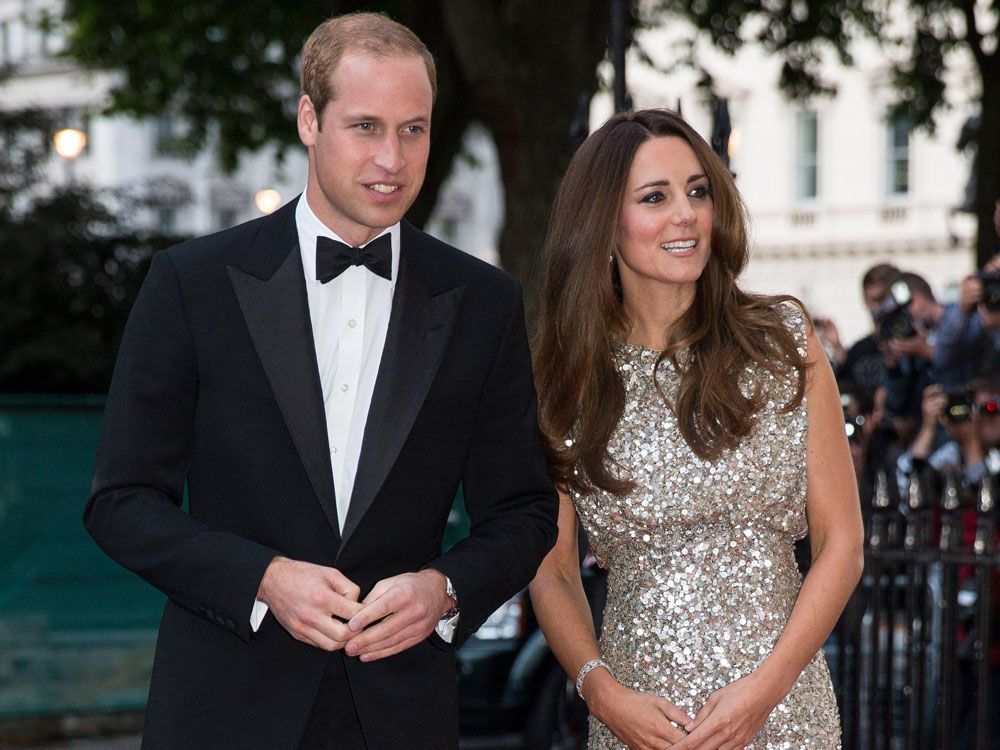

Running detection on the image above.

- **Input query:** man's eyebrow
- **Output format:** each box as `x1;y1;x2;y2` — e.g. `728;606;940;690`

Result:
340;114;431;125
342;113;383;122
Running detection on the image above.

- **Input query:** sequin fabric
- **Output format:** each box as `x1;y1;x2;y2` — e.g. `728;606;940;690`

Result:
572;306;841;748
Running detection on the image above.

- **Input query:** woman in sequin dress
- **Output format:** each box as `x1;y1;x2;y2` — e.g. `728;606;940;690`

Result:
528;109;864;750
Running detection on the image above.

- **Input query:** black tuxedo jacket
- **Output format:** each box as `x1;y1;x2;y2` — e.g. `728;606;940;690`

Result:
84;197;558;749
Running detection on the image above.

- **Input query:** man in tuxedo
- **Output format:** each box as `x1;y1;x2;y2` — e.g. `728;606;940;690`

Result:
84;12;558;750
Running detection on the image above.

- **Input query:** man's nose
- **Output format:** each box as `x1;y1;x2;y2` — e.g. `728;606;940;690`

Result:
373;133;404;173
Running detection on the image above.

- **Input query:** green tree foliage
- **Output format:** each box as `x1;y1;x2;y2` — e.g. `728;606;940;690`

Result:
0;102;184;393
645;0;1000;266
61;0;611;309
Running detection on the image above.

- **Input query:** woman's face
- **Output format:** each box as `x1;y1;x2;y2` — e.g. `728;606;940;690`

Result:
617;135;714;306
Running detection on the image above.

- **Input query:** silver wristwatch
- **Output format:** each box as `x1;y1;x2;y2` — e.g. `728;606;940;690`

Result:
442;576;460;619
435;575;460;642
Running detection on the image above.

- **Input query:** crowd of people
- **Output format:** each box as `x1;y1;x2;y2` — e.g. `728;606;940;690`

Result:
815;211;1000;510
811;203;1000;746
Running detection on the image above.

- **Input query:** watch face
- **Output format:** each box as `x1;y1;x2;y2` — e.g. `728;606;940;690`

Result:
443;576;459;617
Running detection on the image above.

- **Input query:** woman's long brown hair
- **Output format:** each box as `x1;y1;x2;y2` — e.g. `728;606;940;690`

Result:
534;109;809;496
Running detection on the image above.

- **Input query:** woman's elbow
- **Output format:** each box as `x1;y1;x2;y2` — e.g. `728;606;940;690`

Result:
845;531;865;587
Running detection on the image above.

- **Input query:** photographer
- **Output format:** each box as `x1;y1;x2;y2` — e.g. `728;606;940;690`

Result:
948;372;1000;750
896;377;1000;499
933;207;1000;387
879;272;943;425
839;263;901;398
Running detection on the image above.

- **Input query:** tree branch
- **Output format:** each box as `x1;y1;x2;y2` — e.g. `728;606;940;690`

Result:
960;0;986;69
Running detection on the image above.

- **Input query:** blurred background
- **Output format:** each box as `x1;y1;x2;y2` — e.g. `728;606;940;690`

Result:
1;1;999;748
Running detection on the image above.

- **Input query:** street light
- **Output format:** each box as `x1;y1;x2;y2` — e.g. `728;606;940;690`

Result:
53;127;87;183
728;127;742;161
53;127;87;159
255;188;282;214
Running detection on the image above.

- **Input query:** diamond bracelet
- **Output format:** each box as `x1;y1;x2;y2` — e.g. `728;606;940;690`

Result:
575;658;610;699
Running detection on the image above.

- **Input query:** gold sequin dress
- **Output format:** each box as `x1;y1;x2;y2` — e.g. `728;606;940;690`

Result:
572;308;841;749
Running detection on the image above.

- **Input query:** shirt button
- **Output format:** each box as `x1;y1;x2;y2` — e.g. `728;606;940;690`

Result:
340;383;349;392
348;319;357;328
331;447;338;455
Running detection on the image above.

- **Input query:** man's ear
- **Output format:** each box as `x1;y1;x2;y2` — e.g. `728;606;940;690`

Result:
298;95;319;147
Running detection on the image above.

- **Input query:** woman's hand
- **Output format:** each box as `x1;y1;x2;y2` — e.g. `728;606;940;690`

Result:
670;672;782;750
586;670;693;749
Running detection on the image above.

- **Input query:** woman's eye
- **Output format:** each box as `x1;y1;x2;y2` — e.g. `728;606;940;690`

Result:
640;191;664;204
689;184;711;199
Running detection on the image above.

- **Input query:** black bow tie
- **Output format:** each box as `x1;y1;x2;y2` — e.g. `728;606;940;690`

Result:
316;233;392;283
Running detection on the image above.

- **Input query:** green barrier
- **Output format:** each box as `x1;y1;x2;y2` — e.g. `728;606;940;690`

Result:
0;396;469;719
0;396;162;718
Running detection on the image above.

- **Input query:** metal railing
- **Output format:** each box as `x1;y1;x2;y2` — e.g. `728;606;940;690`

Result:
833;468;999;750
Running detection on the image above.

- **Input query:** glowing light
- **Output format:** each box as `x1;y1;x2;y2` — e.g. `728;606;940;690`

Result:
53;128;87;159
727;128;741;160
255;189;282;214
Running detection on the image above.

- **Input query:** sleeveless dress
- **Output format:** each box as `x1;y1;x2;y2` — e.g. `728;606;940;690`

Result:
572;307;841;749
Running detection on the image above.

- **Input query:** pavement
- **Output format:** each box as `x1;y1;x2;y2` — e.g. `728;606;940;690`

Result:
25;739;141;749
21;737;522;749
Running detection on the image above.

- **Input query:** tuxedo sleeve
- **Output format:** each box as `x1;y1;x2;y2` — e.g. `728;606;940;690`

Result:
426;280;558;647
84;251;279;642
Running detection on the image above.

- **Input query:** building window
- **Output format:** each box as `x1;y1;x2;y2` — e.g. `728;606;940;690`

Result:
886;114;910;196
158;208;177;233
0;21;10;64
795;110;818;201
80;111;92;155
155;114;177;155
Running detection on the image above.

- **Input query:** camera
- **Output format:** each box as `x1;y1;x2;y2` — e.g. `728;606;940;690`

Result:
876;280;917;341
978;271;1000;312
944;389;974;423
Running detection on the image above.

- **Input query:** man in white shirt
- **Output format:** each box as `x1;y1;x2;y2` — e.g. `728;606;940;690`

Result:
84;12;558;750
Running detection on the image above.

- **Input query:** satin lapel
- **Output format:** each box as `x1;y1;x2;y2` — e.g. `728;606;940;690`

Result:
227;246;341;544
339;238;464;550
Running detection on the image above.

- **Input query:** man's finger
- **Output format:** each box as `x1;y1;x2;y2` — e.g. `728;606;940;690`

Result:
349;620;424;656
348;591;398;632
329;593;365;621
345;612;417;654
298;627;345;653
326;569;361;601
360;578;396;606
326;619;355;642
357;634;424;663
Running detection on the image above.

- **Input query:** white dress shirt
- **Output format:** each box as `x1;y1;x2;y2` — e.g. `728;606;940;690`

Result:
251;194;398;631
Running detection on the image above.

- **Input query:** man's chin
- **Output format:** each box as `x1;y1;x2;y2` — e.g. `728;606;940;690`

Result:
359;204;413;231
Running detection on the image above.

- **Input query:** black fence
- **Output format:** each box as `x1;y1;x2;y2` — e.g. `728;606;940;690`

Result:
832;469;999;750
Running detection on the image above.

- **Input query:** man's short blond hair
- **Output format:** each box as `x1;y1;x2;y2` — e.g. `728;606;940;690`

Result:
300;12;437;122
